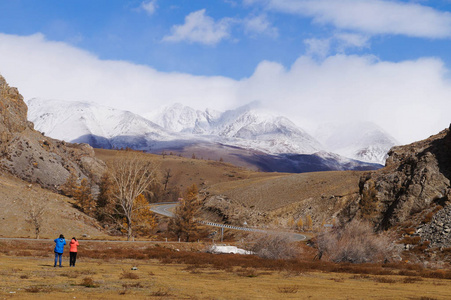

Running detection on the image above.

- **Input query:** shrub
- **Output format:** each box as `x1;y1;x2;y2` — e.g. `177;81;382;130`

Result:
277;285;299;294
80;277;96;288
242;232;301;260
399;236;421;245
25;286;51;293
120;271;139;280
373;276;396;284
151;288;171;297
317;219;398;263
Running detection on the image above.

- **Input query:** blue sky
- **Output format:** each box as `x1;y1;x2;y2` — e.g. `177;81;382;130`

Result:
1;0;451;143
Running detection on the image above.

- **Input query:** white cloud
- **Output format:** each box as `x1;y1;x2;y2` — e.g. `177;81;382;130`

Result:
1;33;450;144
304;33;369;57
163;9;232;45
141;0;158;15
304;38;331;58
334;33;369;51
253;0;451;38
243;14;278;37
239;54;451;143
0;33;237;113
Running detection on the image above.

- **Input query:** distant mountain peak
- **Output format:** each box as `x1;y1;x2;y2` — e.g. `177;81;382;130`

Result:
316;121;398;164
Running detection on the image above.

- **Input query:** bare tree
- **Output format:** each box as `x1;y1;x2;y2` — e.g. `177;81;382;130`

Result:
108;154;158;240
25;197;47;239
162;168;172;191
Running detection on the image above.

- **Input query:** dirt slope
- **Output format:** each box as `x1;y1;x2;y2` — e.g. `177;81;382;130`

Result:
0;171;106;239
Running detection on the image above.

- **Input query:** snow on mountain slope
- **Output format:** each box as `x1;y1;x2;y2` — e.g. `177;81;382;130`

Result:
315;122;398;165
149;102;323;154
27;98;174;149
146;103;221;134
27;99;388;170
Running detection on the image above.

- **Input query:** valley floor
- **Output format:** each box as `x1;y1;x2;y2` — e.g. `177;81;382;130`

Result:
0;251;450;299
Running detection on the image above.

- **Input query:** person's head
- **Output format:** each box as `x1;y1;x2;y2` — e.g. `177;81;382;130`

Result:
59;234;64;239
72;237;76;241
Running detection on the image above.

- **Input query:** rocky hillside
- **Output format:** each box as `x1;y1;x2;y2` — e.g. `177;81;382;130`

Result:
0;75;105;190
348;126;451;240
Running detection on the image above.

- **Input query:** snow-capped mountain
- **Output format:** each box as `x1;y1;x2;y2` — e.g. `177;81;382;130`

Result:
316;122;398;165
145;104;221;134
149;102;323;155
27;98;175;150
27;98;389;172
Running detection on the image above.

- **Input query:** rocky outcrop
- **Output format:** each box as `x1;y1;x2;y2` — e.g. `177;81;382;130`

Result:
417;205;451;248
352;127;451;231
0;74;105;190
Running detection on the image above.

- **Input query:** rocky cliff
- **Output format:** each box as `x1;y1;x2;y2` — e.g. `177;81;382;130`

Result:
348;126;451;235
0;75;105;190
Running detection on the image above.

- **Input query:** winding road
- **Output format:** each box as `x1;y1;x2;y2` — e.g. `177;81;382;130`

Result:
150;202;307;241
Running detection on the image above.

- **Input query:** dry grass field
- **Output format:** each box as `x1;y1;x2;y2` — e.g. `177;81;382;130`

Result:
0;240;450;300
94;149;270;192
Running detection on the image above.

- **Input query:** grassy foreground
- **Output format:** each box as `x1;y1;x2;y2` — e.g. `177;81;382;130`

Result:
0;240;450;299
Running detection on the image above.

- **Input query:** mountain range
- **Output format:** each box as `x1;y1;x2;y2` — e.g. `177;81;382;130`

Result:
27;98;397;172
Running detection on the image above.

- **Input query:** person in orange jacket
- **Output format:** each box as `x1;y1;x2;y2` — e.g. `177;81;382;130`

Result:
69;237;79;267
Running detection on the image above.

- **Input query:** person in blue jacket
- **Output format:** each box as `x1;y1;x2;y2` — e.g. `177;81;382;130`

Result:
54;234;66;267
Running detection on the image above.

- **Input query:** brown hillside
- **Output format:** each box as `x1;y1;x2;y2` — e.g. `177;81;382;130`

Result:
0;74;107;238
0;171;106;238
94;148;275;191
94;149;364;229
202;170;363;227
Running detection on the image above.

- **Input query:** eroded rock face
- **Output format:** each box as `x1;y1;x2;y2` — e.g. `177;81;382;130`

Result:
0;74;105;190
354;127;451;230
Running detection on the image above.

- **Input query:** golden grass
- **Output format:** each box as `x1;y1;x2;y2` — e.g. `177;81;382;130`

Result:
0;240;450;299
94;148;265;192
0;254;450;300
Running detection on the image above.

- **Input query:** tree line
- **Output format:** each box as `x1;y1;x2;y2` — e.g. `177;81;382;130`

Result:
60;153;201;241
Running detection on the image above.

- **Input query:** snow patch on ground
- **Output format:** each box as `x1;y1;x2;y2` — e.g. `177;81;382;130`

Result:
207;245;253;255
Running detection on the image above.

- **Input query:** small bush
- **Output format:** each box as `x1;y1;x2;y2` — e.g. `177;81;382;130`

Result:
373;276;397;284
317;219;398;264
120;271;139;280
403;276;423;284
80;277;96;288
151;287;171;297
122;282;143;289
277;285;299;293
242;232;301;260
236;268;259;278
25;286;41;293
25;285;52;293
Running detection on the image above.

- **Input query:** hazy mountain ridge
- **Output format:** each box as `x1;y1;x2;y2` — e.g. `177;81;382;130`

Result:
316;121;398;164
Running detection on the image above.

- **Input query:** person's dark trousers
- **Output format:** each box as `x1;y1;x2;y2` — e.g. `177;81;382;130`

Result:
69;252;77;266
54;252;63;267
